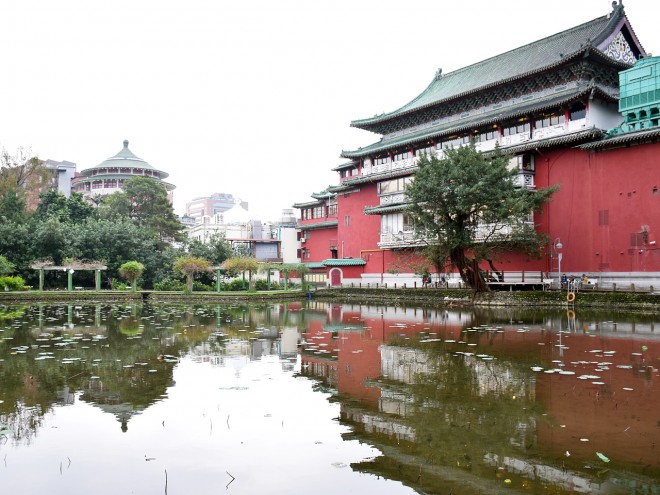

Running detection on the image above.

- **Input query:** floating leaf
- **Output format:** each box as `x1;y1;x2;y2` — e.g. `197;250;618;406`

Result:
596;452;610;463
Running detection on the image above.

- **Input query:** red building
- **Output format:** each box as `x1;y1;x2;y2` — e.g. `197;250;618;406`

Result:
295;2;660;288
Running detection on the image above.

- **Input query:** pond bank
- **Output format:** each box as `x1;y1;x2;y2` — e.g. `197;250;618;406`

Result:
311;287;660;311
0;287;658;311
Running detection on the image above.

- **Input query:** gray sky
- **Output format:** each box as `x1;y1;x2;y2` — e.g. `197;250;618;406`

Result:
1;0;658;220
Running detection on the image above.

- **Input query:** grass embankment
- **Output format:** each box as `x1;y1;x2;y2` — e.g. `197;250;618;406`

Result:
312;287;660;311
0;287;657;311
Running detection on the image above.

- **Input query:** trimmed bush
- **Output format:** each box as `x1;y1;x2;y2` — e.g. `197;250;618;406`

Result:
0;276;26;291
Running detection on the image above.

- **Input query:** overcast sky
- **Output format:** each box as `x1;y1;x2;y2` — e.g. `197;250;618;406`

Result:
1;0;658;220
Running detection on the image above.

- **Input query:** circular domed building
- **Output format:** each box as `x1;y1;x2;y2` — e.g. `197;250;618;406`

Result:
72;140;175;202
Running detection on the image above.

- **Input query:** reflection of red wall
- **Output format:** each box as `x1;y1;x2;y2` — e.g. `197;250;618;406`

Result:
534;334;660;468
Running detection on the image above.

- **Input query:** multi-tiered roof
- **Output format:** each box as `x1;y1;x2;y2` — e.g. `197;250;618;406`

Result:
341;2;645;160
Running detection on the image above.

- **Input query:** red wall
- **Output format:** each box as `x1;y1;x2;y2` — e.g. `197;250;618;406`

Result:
536;142;660;274
336;183;381;259
303;227;338;263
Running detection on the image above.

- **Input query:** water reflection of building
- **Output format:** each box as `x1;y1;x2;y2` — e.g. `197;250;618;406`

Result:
298;303;660;491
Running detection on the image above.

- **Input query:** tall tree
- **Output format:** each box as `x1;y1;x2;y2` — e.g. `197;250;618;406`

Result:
406;144;557;291
36;190;95;223
99;176;183;242
0;147;48;219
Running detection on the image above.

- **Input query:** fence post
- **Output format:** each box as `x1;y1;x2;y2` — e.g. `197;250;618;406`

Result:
414;281;417;289
631;283;635;293
612;283;616;292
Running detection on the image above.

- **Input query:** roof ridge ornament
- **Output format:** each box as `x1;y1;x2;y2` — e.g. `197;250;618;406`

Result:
123;139;129;149
435;68;443;80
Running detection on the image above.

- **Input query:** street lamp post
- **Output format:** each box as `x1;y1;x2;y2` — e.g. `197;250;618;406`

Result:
553;238;563;290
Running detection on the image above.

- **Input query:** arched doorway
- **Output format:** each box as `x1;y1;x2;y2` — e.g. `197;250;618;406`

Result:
330;268;342;287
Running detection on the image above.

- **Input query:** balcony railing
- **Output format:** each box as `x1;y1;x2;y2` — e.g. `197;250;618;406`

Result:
380;192;406;205
378;221;534;248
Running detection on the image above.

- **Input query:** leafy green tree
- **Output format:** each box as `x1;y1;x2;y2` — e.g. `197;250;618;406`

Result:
30;219;76;266
222;257;260;291
118;261;144;291
0;147;48;196
0;254;15;276
0;189;27;224
174;256;211;292
0;222;32;279
0;148;47;222
99;177;183;243
185;233;232;265
36;191;95;223
406;143;556;291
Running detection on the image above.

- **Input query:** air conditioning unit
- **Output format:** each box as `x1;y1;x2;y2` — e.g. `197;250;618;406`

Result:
300;235;306;243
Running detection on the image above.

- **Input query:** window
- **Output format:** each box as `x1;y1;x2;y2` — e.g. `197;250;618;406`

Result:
392;151;410;161
415;146;434;157
377;177;412;195
534;111;565;128
344;215;351;226
374;156;390;165
439;135;470;149
327;204;337;216
503;120;530;136
474;128;498;142
570;102;586;120
509;154;534;171
312;206;324;219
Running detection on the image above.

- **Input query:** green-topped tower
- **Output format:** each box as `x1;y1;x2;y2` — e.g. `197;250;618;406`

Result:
71;140;175;202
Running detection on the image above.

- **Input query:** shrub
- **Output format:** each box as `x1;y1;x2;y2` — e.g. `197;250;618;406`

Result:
192;281;214;292
0;276;26;291
254;279;281;291
154;277;186;291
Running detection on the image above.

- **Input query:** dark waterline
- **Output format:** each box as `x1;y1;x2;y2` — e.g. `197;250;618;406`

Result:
0;301;658;494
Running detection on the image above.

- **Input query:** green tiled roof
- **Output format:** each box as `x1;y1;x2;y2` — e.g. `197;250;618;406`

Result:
299;220;338;231
507;127;603;153
82;140;170;179
579;127;660;149
327;184;358;193
322;258;366;267
364;203;409;215
292;199;324;208
342;166;417;186
342;85;614;159
304;262;326;269
311;190;336;200
351;5;637;131
331;161;359;171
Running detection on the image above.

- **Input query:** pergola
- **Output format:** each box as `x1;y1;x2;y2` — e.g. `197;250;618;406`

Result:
30;261;107;291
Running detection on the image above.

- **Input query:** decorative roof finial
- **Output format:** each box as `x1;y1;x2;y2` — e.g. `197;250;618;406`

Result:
435;68;443;80
123;139;129;148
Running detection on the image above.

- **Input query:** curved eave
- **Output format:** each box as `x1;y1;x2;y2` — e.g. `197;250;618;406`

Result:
299;220;338;231
292;200;324;208
327;184;359;193
331;161;359;172
506;127;604;154
72;174;176;191
364;203;409;215
352;42;634;136
342;86;614;159
579;127;660;150
80;165;169;180
343;167;417;187
322;258;366;267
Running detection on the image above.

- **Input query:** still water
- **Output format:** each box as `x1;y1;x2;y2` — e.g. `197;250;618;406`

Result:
0;301;658;494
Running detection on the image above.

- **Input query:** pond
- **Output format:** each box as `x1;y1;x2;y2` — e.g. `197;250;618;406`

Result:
0;301;658;494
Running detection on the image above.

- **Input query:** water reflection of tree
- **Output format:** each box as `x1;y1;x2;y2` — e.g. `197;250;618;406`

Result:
0;303;232;443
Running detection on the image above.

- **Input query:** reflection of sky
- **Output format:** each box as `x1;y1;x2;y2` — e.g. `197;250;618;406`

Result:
1;356;415;495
